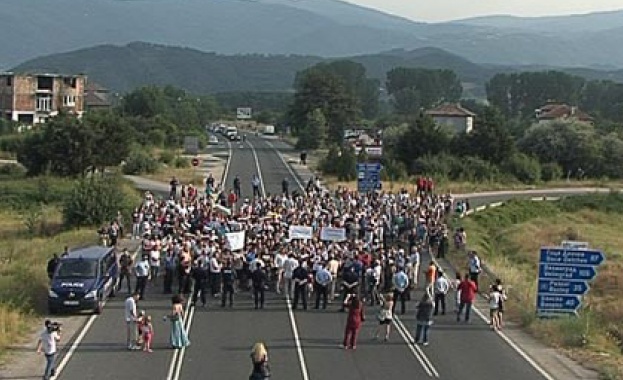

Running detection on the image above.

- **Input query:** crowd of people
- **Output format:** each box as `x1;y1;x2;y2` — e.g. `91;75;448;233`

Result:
111;171;506;371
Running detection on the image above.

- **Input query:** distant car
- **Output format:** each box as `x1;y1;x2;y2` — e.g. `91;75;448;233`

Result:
208;135;219;145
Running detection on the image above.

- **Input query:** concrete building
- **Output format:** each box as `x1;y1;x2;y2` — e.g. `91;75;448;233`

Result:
0;73;86;124
425;103;476;134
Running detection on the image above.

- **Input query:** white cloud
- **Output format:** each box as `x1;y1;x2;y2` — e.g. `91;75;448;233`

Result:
343;0;623;22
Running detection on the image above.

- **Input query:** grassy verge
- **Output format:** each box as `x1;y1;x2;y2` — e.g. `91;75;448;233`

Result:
449;194;623;379
143;167;207;185
322;176;623;194
0;208;97;360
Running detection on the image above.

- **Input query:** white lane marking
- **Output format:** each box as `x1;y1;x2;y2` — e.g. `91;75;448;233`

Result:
249;138;310;380
392;315;440;378
471;307;555;380
429;232;555;379
246;139;267;197
263;140;305;191
172;305;196;380
167;136;234;380
285;294;311;380
54;246;141;379
222;140;233;183
53;314;97;377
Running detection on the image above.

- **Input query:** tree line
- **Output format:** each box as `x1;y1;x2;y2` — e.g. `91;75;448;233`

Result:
287;61;623;183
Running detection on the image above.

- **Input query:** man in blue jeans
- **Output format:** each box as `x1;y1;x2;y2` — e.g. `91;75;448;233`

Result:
36;320;61;380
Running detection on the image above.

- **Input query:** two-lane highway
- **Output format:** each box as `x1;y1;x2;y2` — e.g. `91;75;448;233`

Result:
55;133;593;380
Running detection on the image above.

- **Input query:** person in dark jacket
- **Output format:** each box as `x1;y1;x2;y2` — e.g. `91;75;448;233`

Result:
292;264;309;310
339;266;359;312
191;261;209;307
342;294;365;350
46;254;60;280
415;293;434;346
221;259;236;308
251;264;268;309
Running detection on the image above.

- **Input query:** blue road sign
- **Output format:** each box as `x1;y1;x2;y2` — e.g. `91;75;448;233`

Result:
538;279;590;295
537;294;581;311
539;248;605;266
357;163;382;193
538;263;597;281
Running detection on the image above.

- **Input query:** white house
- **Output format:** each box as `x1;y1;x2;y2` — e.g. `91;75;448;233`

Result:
425;103;476;134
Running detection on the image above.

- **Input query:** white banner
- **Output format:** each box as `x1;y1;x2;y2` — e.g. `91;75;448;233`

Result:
289;225;313;240
225;231;246;251
320;227;346;242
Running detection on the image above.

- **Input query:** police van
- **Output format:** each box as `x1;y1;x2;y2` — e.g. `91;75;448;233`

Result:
48;246;119;314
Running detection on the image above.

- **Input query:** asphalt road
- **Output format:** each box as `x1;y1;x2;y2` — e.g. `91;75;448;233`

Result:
56;134;603;380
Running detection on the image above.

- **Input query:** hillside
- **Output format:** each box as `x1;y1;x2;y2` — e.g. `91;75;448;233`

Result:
10;43;497;95
12;43;623;97
2;0;623;69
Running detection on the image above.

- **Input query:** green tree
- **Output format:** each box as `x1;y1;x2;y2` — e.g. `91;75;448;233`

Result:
394;115;451;173
296;109;327;150
454;106;516;163
486;71;585;119
17;115;96;177
386;68;462;115
63;176;138;228
84;112;133;172
518;120;602;175
289;69;359;144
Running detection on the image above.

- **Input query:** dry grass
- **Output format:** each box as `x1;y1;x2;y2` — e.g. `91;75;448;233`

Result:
323;176;623;194
454;207;623;379
0;208;97;360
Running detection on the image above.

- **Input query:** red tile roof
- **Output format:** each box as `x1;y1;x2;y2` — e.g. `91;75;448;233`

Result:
537;104;593;122
425;103;476;117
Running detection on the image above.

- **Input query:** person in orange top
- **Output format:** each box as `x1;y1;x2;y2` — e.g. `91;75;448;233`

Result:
227;189;238;213
425;261;437;297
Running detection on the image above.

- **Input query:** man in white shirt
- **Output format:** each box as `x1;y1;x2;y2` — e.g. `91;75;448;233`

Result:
433;271;450;315
326;255;340;300
209;254;222;297
124;292;140;350
274;249;287;294
409;246;420;288
134;254;150;300
314;263;333;309
36;320;61;380
468;251;482;290
283;254;299;298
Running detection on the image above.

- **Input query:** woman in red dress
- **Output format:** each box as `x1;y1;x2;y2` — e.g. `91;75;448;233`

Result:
342;294;365;350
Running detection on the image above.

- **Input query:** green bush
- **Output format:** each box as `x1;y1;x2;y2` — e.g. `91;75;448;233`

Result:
503;153;541;184
457;156;502;182
174;156;190;168
0;134;25;153
412;153;459;178
380;158;408;181
122;150;160;175
541;162;563;182
159;150;175;165
0;163;26;177
0;176;73;209
320;145;357;181
63;175;140;228
147;129;166;147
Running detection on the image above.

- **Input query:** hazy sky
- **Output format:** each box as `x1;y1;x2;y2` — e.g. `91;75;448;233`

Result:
343;0;623;22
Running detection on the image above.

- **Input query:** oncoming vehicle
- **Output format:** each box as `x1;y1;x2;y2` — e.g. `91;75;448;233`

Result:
208;135;219;145
48;246;119;315
226;126;241;141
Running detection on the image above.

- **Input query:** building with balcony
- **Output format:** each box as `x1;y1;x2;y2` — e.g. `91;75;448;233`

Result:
0;73;86;124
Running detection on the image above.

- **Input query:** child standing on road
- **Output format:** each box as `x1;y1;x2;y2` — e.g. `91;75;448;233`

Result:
452;273;462;312
142;315;154;353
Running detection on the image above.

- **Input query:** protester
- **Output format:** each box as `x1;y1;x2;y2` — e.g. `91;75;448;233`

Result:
166;294;190;349
415;293;434;346
124;292;140;350
342;294;365;350
375;293;394;342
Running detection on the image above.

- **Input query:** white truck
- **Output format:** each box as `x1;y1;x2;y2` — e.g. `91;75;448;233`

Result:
225;126;240;141
263;125;275;135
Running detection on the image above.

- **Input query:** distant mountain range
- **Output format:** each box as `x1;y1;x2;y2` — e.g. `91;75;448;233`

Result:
2;0;623;70
12;42;623;98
